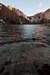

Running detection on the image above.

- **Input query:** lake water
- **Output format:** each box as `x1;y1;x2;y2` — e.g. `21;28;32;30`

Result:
16;24;50;38
0;24;50;46
15;24;50;45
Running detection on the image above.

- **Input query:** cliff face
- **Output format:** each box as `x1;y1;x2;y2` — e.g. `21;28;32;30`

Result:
0;3;30;24
44;9;50;19
44;9;50;22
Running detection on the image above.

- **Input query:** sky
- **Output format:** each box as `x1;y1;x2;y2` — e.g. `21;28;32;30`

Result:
0;0;50;16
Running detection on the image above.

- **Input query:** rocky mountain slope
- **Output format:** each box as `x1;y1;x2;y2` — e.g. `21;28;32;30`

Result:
29;9;50;24
0;3;30;24
0;3;50;24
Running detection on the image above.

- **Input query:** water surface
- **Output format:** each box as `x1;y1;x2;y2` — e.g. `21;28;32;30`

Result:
17;24;50;38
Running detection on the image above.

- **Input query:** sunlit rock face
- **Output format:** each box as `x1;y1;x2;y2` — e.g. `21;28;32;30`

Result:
8;5;14;11
44;9;50;21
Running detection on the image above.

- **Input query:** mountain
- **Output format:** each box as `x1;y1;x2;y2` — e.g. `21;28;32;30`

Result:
0;3;50;24
28;12;44;23
15;9;30;24
29;9;50;24
0;3;30;24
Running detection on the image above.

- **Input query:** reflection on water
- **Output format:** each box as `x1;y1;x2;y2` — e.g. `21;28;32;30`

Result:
0;23;50;46
18;25;37;38
17;24;50;39
16;24;50;46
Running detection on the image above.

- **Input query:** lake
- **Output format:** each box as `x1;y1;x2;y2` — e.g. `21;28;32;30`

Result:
16;24;50;38
0;24;50;46
15;24;50;45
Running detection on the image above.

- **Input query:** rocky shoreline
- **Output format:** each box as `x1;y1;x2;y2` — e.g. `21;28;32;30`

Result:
0;42;50;75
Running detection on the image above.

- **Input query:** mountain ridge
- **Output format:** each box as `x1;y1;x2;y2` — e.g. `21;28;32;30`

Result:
0;3;30;24
0;3;50;24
